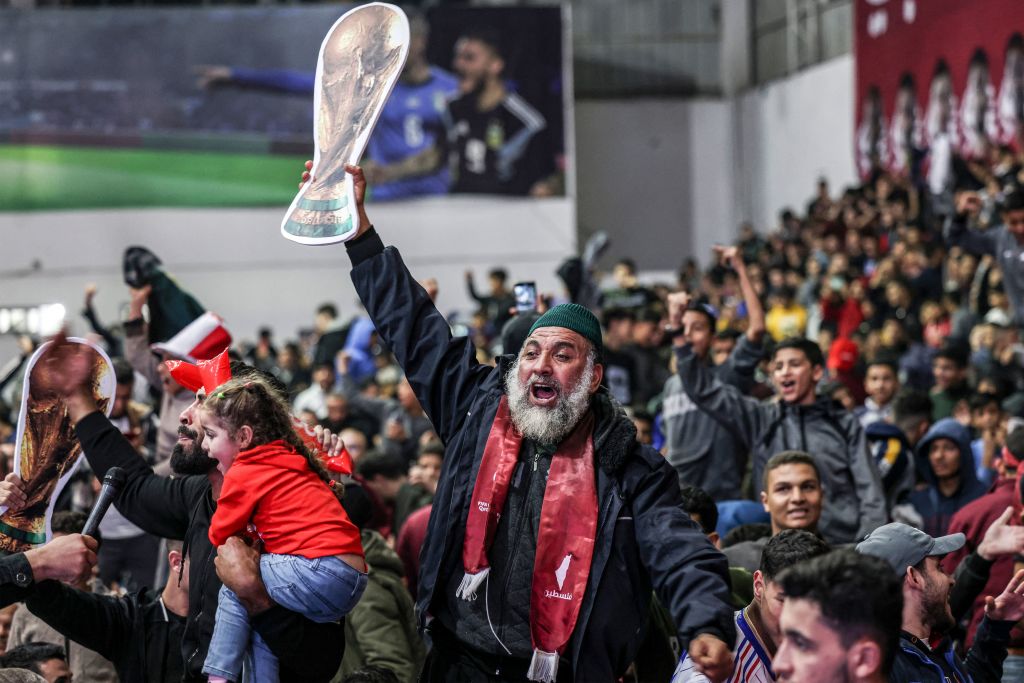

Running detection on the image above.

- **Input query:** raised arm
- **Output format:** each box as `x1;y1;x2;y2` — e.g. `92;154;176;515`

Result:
24;580;134;665
668;293;770;450
344;166;493;443
945;191;1000;255
38;334;202;539
123;285;161;388
713;245;765;345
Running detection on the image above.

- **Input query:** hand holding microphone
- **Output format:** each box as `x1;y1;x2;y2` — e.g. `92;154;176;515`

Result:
83;466;127;539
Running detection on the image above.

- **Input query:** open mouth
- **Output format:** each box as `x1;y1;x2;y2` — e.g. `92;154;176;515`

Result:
529;378;560;405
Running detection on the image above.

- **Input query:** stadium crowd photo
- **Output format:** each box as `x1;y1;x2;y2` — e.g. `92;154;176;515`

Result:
5;0;1024;682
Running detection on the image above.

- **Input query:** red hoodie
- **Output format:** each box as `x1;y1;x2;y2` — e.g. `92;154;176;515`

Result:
209;440;363;558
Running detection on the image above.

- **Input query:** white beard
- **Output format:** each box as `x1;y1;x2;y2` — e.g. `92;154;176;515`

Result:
505;354;595;445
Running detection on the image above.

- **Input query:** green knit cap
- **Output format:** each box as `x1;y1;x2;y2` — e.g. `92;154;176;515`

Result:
527;303;603;356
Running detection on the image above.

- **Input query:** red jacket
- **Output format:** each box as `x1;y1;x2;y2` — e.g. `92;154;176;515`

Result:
942;477;1024;647
209;440;363;559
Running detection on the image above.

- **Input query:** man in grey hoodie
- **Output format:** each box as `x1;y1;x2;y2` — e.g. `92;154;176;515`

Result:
660;246;766;501
668;292;887;545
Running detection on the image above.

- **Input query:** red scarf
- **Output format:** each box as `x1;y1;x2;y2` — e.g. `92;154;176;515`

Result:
457;396;598;682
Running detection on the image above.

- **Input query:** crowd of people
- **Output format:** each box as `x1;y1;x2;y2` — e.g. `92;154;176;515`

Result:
2;88;1024;683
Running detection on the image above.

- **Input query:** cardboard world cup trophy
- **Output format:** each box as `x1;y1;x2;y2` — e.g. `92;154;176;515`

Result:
0;339;115;552
281;2;410;245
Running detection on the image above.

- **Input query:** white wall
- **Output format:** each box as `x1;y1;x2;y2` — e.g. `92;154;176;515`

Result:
575;54;856;271
574;98;735;271
0;197;574;360
734;54;857;230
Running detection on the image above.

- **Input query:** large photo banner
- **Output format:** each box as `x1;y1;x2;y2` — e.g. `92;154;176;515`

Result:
0;4;566;210
854;0;1024;182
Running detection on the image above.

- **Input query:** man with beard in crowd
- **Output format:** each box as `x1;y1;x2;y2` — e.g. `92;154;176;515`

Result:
447;28;552;196
339;164;734;682
30;341;346;682
857;523;1024;683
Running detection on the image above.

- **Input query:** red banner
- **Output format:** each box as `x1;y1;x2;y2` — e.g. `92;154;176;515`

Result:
854;0;1024;180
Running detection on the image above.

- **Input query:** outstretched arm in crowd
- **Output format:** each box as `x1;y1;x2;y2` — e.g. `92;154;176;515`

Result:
122;284;163;389
31;333;203;540
0;533;98;608
947;506;1024;621
963;568;1024;683
668;291;770;452
343;164;494;444
712;245;765;390
945;191;999;255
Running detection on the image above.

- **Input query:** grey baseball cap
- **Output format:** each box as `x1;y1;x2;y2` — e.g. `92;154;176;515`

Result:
855;523;966;575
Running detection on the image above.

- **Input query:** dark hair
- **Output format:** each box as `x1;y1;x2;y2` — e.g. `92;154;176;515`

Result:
202;376;340;500
602;308;636;327
714;329;742;342
341;482;374;531
50;510;100;545
111;357;135;386
893;390;932;435
722;523;772;548
763;451;820;492
1003;188;1024;213
419;439;445;461
356;451;407;481
461;27;503;59
316;303;338;319
969;392;1001;412
771;338;824;368
679;486;718;535
487;268;508;283
759;529;831;581
343;666;401;683
865;358;898;376
0;643;66;674
934;342;969;369
779;550;903;676
615;258;637;275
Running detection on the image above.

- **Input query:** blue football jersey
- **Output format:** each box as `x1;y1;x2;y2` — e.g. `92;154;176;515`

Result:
367;66;460;200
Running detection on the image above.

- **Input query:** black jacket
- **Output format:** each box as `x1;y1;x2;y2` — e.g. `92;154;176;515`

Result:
891;617;1010;683
26;582;185;683
347;229;734;682
74;414;344;682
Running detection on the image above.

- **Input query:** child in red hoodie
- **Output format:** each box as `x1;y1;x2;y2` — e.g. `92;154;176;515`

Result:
200;376;366;683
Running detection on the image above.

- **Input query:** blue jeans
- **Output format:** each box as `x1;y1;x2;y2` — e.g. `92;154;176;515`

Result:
203;553;368;681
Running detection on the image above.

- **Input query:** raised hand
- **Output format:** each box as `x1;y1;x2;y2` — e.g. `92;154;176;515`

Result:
985;568;1024;622
0;473;27;513
667;291;692;330
25;533;99;585
978;507;1024;561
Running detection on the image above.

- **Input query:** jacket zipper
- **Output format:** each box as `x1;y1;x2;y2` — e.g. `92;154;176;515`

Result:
498;455;537;642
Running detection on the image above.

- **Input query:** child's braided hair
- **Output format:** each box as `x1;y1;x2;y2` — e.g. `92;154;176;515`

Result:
202;376;341;500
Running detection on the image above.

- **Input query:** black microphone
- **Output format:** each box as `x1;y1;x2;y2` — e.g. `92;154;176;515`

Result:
82;467;127;538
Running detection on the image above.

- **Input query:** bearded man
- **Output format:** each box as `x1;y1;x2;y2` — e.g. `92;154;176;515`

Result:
337;164;734;682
